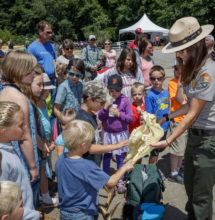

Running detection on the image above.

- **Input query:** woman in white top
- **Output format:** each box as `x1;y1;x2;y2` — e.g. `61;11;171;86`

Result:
95;48;144;100
56;39;78;65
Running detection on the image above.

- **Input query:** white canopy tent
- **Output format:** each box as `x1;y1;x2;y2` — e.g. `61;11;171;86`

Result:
119;14;169;38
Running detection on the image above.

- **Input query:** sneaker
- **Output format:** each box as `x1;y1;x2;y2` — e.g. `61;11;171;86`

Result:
178;167;184;178
168;174;184;184
117;180;127;194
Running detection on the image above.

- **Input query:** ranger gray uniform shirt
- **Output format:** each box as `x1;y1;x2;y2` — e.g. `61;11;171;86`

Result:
184;58;215;129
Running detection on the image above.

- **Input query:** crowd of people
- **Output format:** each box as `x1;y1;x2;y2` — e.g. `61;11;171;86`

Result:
0;16;214;220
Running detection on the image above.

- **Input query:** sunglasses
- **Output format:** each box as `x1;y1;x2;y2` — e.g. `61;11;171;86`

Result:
65;47;73;51
90;39;96;41
67;71;83;78
45;31;53;34
105;43;111;45
150;77;164;81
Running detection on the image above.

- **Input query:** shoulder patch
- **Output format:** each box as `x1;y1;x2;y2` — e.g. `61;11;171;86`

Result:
199;73;211;88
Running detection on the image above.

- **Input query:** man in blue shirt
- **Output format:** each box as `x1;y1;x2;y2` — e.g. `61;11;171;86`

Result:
28;21;56;81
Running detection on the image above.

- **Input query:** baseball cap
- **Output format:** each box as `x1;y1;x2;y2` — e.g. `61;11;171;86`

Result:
135;28;142;34
107;74;123;91
88;35;96;40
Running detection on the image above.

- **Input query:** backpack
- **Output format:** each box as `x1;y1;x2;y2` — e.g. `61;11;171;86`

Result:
123;164;165;220
127;164;165;206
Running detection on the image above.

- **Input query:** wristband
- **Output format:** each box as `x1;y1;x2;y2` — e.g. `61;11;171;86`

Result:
163;114;170;121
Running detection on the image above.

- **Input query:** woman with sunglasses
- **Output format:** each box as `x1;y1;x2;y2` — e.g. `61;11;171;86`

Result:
101;40;116;68
56;39;78;65
54;58;85;121
152;17;215;220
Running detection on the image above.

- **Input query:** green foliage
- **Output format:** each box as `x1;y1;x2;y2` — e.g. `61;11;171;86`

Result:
0;0;214;43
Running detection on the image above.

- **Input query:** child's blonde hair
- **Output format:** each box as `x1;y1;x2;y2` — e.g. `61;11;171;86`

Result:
62;120;95;151
56;63;67;79
131;82;145;95
1;50;37;85
0;101;21;128
149;65;165;77
0;181;22;217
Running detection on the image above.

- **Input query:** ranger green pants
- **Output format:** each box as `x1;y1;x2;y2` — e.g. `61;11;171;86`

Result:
184;131;215;220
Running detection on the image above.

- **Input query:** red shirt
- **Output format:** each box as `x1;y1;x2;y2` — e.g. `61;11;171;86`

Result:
128;40;138;49
129;103;145;133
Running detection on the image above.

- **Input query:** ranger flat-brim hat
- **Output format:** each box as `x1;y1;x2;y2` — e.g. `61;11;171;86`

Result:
162;17;214;53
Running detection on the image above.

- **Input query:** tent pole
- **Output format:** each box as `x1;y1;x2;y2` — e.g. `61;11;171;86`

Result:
118;33;121;50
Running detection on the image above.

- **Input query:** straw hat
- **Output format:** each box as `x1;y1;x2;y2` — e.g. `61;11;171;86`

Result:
162;17;214;53
42;73;56;89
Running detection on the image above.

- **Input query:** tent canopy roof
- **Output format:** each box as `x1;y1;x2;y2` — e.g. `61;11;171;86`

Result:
119;14;169;35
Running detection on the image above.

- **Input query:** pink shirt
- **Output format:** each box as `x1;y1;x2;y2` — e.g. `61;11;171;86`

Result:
102;49;116;68
140;57;154;88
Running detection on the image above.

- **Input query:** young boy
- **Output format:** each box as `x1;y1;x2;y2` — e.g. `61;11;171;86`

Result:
0;181;24;220
55;109;76;156
76;81;128;166
167;65;187;184
145;65;170;164
129;82;145;134
55;120;133;219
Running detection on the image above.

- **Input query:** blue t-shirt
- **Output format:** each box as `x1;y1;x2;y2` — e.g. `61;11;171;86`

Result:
55;134;68;153
55;154;109;215
145;88;170;132
54;79;83;112
28;41;56;78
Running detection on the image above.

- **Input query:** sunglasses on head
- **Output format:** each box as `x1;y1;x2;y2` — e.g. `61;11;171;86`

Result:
150;77;164;81
67;71;83;78
65;47;73;51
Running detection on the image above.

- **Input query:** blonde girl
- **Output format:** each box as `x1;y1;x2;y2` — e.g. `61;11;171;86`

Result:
0;101;40;219
0;50;40;207
30;65;57;206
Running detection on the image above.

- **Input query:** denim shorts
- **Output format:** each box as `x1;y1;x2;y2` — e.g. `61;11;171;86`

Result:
60;210;94;220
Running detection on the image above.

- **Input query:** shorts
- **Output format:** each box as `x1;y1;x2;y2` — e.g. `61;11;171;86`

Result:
168;121;187;156
150;132;167;157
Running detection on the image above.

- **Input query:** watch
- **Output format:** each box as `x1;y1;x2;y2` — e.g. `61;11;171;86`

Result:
163;114;170;121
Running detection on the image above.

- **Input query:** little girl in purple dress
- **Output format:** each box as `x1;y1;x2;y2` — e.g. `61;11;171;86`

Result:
98;74;133;193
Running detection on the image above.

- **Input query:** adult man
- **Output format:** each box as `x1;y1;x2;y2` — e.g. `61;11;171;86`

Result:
128;28;142;50
28;21;56;81
81;35;101;81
